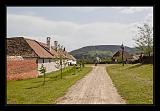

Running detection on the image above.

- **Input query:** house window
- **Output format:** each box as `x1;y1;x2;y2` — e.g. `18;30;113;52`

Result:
49;59;51;63
43;59;44;63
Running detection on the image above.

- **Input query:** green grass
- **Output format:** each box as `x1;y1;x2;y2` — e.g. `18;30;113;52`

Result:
106;64;153;104
7;66;92;104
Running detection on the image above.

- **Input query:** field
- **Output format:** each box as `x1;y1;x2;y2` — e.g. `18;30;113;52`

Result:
7;66;92;104
106;64;153;104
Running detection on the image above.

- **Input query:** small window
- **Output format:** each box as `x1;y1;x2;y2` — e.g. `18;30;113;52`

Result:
49;59;51;63
43;59;44;63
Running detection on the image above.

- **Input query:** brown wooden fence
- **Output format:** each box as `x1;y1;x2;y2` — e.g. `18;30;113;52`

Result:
142;56;153;64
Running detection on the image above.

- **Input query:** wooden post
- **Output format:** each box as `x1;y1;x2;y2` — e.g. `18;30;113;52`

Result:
122;49;124;66
121;43;124;66
60;52;62;79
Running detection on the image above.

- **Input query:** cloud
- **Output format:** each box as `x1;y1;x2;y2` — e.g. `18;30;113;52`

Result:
111;7;153;14
144;12;153;26
7;13;152;51
63;7;107;12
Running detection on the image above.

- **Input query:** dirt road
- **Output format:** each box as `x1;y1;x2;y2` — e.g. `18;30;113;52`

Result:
56;64;125;104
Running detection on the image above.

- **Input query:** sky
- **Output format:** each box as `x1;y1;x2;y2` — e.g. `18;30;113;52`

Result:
7;7;153;52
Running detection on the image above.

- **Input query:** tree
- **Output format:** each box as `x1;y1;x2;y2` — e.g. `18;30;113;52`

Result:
55;44;67;79
133;23;153;56
38;64;46;85
73;64;76;75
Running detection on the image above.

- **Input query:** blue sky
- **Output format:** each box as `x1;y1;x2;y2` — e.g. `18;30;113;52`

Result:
7;7;153;51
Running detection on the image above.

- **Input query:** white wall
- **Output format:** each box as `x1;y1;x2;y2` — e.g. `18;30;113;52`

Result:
38;59;59;75
38;58;69;75
67;60;77;65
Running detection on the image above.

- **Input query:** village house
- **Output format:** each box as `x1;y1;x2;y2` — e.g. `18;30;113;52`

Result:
66;54;77;65
112;49;153;64
7;37;76;80
112;50;135;63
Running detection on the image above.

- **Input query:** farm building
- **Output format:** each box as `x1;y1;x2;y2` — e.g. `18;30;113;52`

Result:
7;37;76;80
112;50;137;63
66;54;77;65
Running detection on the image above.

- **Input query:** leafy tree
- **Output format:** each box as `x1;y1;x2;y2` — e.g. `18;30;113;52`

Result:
38;64;46;85
133;23;153;56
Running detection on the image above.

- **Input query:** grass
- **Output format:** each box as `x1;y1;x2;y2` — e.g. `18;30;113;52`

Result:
106;64;153;104
7;66;92;104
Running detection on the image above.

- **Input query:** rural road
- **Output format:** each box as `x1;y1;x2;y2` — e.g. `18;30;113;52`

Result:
56;64;126;104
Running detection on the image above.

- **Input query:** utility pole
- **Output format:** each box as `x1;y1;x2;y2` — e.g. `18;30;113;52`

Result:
121;43;124;66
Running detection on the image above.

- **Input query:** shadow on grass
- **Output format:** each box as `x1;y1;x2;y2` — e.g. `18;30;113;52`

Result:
28;68;81;89
126;64;143;70
26;79;58;89
32;76;59;84
25;84;43;89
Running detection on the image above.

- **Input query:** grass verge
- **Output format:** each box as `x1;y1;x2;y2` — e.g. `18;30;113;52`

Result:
7;66;92;104
106;64;153;104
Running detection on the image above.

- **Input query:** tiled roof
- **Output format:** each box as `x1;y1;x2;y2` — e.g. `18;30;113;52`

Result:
63;51;76;61
63;51;72;59
69;54;76;61
37;41;70;59
112;50;133;59
7;37;75;60
38;42;59;58
25;39;53;58
57;50;68;59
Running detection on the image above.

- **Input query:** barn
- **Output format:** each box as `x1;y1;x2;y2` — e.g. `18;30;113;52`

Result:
112;50;133;63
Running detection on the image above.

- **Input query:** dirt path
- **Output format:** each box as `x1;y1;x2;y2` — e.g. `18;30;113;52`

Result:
56;64;125;104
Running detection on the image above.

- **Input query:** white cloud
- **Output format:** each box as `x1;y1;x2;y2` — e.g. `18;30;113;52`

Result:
111;7;153;14
7;13;152;51
47;7;106;13
144;12;153;26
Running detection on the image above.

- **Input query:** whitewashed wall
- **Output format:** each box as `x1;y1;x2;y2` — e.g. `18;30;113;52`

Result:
38;59;59;75
67;60;77;65
38;59;69;75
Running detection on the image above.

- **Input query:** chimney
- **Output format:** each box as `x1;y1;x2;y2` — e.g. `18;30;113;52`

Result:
61;45;63;51
54;41;58;51
63;47;65;51
47;37;51;51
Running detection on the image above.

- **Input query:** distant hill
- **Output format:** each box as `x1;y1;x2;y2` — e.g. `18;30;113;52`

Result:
69;45;138;63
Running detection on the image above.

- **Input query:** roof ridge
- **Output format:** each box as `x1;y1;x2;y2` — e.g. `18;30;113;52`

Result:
35;40;56;58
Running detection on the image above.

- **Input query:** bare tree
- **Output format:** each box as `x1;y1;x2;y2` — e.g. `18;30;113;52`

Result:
133;23;153;56
55;44;67;79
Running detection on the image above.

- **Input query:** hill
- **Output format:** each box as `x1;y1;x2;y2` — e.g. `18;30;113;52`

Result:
69;45;138;63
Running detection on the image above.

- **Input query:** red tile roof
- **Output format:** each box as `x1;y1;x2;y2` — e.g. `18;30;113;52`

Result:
38;42;68;59
8;37;75;60
63;51;76;60
25;39;53;58
38;42;59;58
